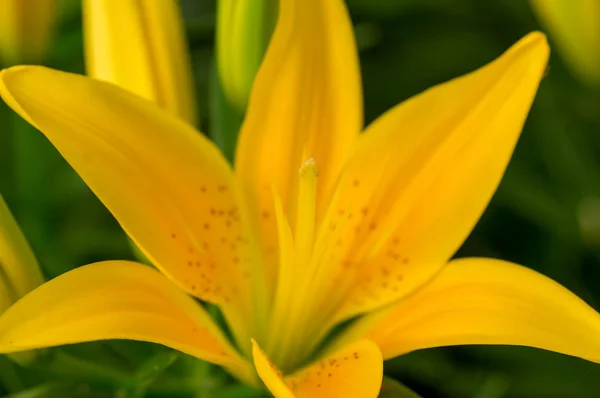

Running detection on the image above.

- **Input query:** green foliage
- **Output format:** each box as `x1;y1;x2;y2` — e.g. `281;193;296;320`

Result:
379;377;423;398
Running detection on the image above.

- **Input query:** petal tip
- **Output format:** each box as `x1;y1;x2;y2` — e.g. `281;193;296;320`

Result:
497;31;550;82
250;338;262;358
0;66;46;128
524;31;549;45
0;65;43;85
519;31;550;59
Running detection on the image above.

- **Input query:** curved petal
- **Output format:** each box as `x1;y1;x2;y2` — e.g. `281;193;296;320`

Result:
235;0;362;286
0;195;44;305
308;32;550;327
0;260;256;384
359;258;600;363
252;339;382;398
252;339;294;398
0;67;254;319
83;0;197;124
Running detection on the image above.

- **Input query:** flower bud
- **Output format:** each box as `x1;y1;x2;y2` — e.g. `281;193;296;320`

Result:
531;0;600;86
0;0;58;65
216;0;277;110
83;0;198;124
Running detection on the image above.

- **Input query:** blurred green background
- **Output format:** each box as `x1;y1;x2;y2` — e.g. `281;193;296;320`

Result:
2;0;600;397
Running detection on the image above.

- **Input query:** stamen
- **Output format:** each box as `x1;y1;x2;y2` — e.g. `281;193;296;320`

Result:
295;158;319;267
265;159;321;368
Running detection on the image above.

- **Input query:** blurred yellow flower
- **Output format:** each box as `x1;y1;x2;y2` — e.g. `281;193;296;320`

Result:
531;0;600;86
1;0;600;396
217;0;276;110
83;0;197;125
0;0;58;65
0;195;45;364
0;195;44;312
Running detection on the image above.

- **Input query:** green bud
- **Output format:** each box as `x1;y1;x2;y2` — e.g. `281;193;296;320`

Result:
0;0;59;65
531;0;600;86
217;0;278;111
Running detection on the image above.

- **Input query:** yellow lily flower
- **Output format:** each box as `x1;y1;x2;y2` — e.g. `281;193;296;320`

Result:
83;0;197;125
0;0;58;65
1;1;600;397
531;0;600;86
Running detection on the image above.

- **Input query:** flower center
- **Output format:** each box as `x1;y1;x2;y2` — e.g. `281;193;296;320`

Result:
255;158;328;371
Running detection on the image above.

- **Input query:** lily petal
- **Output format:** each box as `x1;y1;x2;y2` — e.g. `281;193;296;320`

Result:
252;339;294;398
312;32;550;325
235;0;362;285
359;258;600;363
252;339;382;398
0;67;253;321
0;261;255;384
83;0;197;124
0;195;44;307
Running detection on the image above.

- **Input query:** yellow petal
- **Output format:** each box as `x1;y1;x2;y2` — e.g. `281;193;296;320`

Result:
0;260;255;384
83;0;197;124
0;67;254;340
235;0;362;286
359;258;600;364
0;279;11;317
0;195;44;306
0;0;58;65
252;339;294;398
531;0;600;85
252;339;383;398
307;32;550;329
265;187;296;361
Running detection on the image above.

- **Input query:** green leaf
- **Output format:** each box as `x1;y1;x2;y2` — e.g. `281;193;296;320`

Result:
36;349;130;385
2;383;84;398
213;384;268;398
118;350;179;398
379;376;423;398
